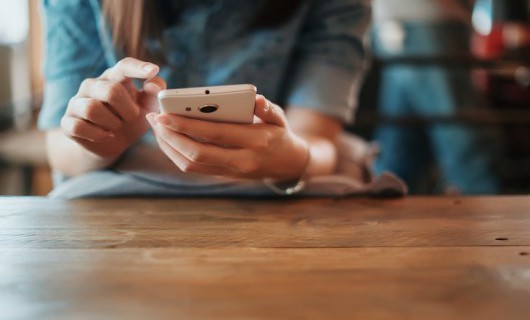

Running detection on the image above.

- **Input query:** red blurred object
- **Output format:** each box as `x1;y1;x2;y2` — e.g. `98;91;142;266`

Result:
472;24;504;59
472;24;530;59
471;0;530;106
472;24;530;105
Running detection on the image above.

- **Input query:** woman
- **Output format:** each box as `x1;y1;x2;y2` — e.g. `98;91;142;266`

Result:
40;0;374;198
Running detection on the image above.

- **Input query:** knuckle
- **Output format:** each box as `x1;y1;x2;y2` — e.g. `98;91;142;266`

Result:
67;96;79;109
79;78;95;92
101;67;113;76
80;77;95;87
253;132;271;150
106;83;124;103
129;107;140;120
69;120;84;137
83;100;101;119
237;159;259;175
116;57;132;69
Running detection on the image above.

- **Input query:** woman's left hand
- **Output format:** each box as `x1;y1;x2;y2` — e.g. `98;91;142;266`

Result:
146;95;309;180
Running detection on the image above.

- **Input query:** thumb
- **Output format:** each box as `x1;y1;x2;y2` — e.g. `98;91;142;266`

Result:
139;76;167;113
254;95;288;127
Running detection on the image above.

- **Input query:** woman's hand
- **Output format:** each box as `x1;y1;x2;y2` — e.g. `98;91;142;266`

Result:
61;57;166;160
146;95;310;180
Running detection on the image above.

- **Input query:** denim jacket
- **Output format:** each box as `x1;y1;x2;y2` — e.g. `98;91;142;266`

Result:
39;0;371;129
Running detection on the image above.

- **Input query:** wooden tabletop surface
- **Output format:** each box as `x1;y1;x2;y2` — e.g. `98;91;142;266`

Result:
1;196;529;319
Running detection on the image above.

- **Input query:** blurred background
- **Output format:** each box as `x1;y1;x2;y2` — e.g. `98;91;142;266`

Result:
0;0;529;196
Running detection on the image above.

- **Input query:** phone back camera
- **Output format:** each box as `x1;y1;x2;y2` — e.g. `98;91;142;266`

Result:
199;104;218;113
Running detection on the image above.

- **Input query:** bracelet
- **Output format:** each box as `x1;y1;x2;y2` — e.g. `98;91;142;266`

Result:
263;142;310;196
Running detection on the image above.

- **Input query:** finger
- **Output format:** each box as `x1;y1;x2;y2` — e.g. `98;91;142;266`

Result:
68;98;122;131
101;57;159;82
61;116;114;142
78;79;139;121
149;116;237;168
155;135;225;175
147;113;261;175
254;95;288;127
144;76;167;91
147;114;227;174
139;76;167;114
121;78;138;101
154;113;272;149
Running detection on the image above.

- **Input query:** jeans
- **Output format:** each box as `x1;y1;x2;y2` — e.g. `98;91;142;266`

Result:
372;21;501;194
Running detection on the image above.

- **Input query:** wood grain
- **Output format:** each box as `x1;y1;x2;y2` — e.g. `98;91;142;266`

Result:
1;197;529;248
1;247;529;320
1;196;530;320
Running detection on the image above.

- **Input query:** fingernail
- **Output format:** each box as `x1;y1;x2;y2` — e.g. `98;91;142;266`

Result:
264;99;271;111
146;113;156;126
144;81;162;91
143;63;157;73
155;115;170;126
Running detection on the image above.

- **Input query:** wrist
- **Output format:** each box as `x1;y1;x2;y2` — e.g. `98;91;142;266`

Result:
263;139;310;195
70;136;131;173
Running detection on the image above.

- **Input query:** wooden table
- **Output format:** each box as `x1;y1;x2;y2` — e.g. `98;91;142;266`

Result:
1;196;530;319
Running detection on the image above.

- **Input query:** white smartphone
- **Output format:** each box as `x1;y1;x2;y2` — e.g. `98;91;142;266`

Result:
158;84;257;124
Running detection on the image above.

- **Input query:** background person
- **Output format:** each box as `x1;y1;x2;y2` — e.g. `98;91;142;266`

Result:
372;0;501;194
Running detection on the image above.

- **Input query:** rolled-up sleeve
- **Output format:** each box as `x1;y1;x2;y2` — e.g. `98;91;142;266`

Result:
38;0;108;130
286;0;371;123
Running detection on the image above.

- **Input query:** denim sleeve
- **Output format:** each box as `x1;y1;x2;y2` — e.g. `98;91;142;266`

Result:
286;0;371;123
38;0;108;130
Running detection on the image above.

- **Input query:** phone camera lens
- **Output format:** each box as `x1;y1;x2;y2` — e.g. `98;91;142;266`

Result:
199;104;218;113
205;90;210;95
185;107;191;111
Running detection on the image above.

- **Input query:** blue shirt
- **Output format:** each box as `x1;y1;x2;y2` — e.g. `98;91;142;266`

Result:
39;0;371;129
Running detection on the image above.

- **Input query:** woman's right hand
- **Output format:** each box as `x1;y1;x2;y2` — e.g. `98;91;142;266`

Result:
61;57;166;160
